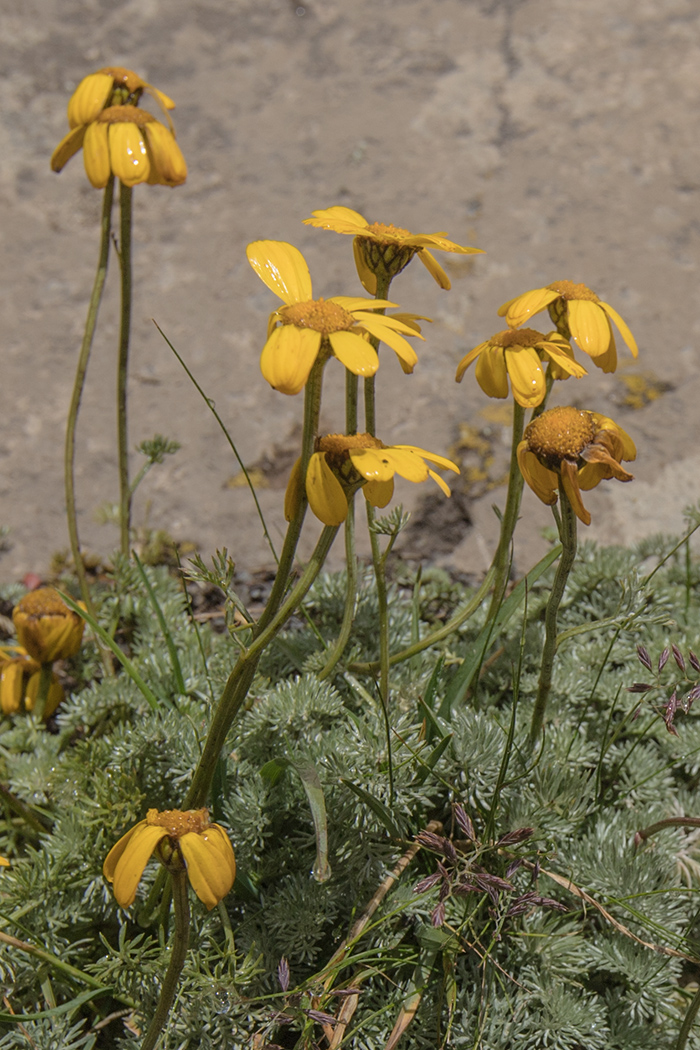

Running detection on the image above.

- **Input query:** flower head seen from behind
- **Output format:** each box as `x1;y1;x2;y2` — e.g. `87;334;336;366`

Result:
455;328;587;409
103;808;236;910
13;589;84;665
0;645;64;718
51;66;186;188
304;206;483;292
247;240;423;395
517;406;635;525
499;280;637;373
285;433;459;526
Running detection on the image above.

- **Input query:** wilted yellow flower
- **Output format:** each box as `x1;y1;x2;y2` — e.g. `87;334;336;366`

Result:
517;406;635;525
52;105;187;188
304;206;482;292
0;646;63;717
455;328;586;408
13;589;84;664
103;808;236;910
285;433;459;526
498;281;637;373
246;240;423;394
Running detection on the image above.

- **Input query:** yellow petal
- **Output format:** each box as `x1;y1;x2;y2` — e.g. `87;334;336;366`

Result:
428;469;452;497
144;84;177;114
567;300;611;358
108;122;150;186
82;122;112;188
306;453;348;525
599;301;638;357
474;346;509;399
303;206;369;233
417;249;451;290
14;611;84;664
504;346;546;408
284;457;303;521
105;823;167;908
348;448;394;483
560;460;591;525
363;478;394;508
328;330;379;377
260;325;321;395
590;325;617;373
25;671;64;717
375;448;430;483
246;240;313;305
0;663;24;714
590;415;637;461
180;829;236;909
539;340;587;379
0;856;9;867
50;126;87;173
354;318;418;371
353;237;377;294
351;312;423;337
67;73;114;128
144;123;187;186
517;445;558;505
455;342;488;382
393;446;459;473
405;234;482;255
499;288;559;327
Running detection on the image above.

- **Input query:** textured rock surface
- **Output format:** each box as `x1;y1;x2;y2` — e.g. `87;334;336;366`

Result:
2;0;699;581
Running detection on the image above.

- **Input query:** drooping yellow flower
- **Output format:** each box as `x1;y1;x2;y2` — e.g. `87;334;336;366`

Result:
498;281;637;373
455;328;586;408
246;241;423;394
517;406;635;525
0;645;63;717
304;206;483;292
103;808;236;910
64;66;175;129
285;433;459;526
13;589;84;665
52;105;187;188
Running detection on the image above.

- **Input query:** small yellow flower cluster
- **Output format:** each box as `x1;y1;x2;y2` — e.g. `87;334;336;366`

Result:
0;589;85;717
51;67;186;188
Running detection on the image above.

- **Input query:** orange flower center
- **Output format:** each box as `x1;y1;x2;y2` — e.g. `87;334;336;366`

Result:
146;808;210;838
280;299;355;335
99;66;145;93
492;328;545;349
524;406;596;465
366;222;412;242
546;280;599;302
317;432;385;455
15;588;70;620
97;105;154;126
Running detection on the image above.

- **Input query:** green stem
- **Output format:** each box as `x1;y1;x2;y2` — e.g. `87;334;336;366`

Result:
117;181;133;558
677;984;700;1050
32;663;54;722
346;369;358;435
486;402;526;621
141;867;190;1050
319;499;357;680
528;483;578;746
64;177;114;621
183;524;339;809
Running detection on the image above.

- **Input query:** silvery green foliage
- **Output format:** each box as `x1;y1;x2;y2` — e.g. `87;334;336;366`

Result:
0;543;700;1047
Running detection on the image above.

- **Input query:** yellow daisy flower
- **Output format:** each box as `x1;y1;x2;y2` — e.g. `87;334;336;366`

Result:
103;808;236;910
455;328;587;408
517;406;635;526
285;432;459;526
64;66;175;129
13;589;84;665
246;240;423;395
52;105;187;188
0;645;63;717
498;280;637;373
303;206;483;292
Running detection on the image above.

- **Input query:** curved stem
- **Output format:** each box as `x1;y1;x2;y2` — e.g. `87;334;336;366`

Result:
117;181;133;557
677;983;700;1050
528;483;578;746
141;867;190;1050
486;402;526;621
64;177;114;619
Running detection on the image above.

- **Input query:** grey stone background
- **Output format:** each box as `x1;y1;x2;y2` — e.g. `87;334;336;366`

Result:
2;0;699;582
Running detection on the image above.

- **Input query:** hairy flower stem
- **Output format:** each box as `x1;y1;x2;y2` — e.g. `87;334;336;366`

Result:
528;483;578;745
487;402;526;621
64;177;114;623
141;867;190;1050
117;181;133;558
32;663;54;722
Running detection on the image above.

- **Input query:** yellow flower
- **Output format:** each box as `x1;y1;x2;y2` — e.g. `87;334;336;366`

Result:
52;105;187;188
285;433;459;526
517;406;635;525
304;206;483;292
498;280;637;373
103;808;236;910
246;241;423;394
455;328;587;408
64;66;175;129
13;589;84;664
0;857;8;868
0;646;63;717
